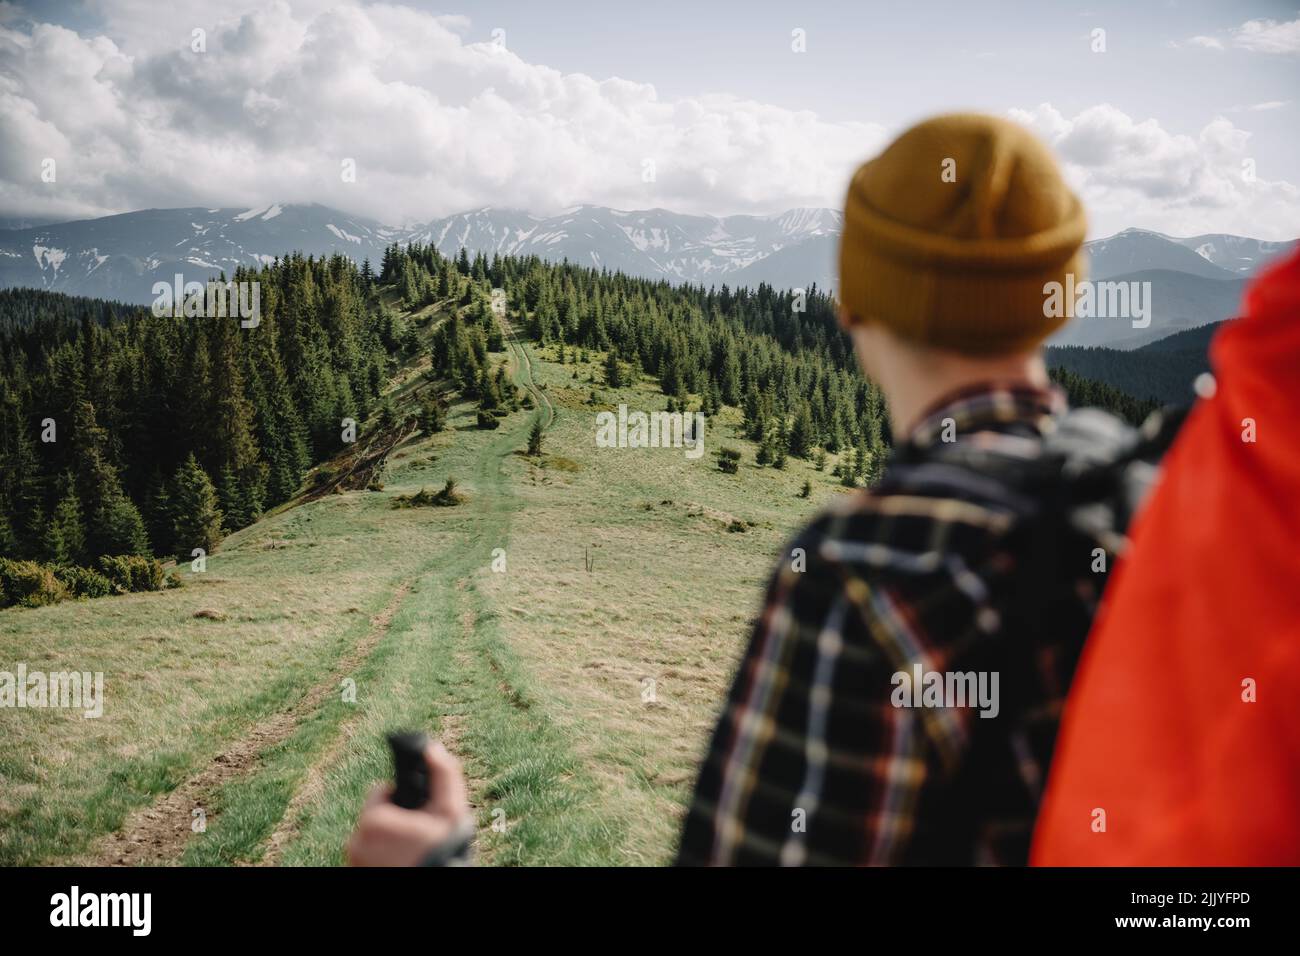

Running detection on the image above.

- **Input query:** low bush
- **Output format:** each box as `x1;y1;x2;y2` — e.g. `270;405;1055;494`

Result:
392;478;464;508
0;558;69;608
53;564;117;599
98;555;166;593
0;554;172;610
716;447;742;474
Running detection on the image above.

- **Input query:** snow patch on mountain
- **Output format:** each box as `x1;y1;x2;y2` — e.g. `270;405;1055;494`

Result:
326;224;363;244
33;245;66;271
1;202;1291;309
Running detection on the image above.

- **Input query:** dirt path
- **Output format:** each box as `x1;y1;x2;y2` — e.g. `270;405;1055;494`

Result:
110;298;546;867
84;583;413;866
494;287;555;429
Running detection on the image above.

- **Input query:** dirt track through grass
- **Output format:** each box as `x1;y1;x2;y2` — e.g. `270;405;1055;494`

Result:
496;288;555;429
173;323;619;865
1;292;823;866
82;583;413;866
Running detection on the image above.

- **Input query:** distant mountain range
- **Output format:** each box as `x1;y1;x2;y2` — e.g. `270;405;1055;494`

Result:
0;202;1292;351
1047;321;1220;408
0;203;844;305
404;204;844;289
1082;228;1292;281
1044;269;1249;351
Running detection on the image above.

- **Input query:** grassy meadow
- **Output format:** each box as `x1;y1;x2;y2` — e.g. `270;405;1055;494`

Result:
0;299;855;866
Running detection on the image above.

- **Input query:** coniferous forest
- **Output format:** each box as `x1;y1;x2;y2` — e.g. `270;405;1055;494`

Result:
0;243;1156;607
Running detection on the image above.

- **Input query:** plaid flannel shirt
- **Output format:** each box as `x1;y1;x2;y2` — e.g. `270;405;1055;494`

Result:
677;381;1108;866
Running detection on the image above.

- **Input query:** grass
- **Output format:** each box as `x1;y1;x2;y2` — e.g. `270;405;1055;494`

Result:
0;300;859;866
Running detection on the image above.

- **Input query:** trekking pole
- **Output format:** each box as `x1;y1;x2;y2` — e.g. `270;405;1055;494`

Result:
386;731;430;809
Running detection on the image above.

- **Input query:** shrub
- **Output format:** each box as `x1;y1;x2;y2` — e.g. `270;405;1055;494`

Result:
716;447;741;474
476;410;501;429
53;564;117;599
0;558;69;608
392;478;464;509
432;478;462;505
98;555;166;593
418;395;447;435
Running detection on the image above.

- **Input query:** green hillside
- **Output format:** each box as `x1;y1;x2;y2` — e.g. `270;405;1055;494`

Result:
0;245;1172;866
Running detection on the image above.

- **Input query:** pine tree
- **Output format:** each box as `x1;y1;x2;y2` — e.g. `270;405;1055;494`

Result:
418;394;446;435
69;401;149;559
527;418;544;456
171;453;223;562
774;416;790;468
660;354;684;398
604;350;623;388
239;472;265;523
99;495;150;557
477;368;499;411
38;509;65;565
218;465;246;533
48;477;86;565
742;388;763;441
703;380;721;416
720;350;741;406
788;404;815;458
494;365;514;407
0;509;17;558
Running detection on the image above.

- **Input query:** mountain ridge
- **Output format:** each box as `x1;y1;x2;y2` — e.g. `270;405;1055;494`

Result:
0;203;1291;348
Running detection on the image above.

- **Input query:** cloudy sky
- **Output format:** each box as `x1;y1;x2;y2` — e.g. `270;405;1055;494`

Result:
1;0;1297;238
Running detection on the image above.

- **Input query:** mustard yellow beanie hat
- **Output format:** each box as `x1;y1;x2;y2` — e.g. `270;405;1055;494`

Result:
839;113;1087;356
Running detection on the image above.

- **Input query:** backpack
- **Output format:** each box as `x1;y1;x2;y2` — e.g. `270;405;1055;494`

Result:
879;405;1185;572
871;404;1185;862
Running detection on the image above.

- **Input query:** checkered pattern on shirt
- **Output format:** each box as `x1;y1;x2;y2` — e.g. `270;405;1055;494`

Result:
676;382;1107;866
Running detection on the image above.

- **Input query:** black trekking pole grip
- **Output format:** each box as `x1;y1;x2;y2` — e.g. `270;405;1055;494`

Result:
387;731;431;809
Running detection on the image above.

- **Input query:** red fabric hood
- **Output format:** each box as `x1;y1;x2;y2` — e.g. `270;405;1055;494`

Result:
1032;245;1300;865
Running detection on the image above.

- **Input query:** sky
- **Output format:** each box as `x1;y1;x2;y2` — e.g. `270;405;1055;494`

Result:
1;0;1297;238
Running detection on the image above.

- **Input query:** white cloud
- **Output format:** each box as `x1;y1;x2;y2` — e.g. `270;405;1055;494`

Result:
0;1;885;224
1008;103;1300;239
0;1;1294;242
1180;17;1300;55
1223;100;1292;113
1231;16;1300;54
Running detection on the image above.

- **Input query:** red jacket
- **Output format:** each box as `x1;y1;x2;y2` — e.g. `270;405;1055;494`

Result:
1032;246;1300;866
